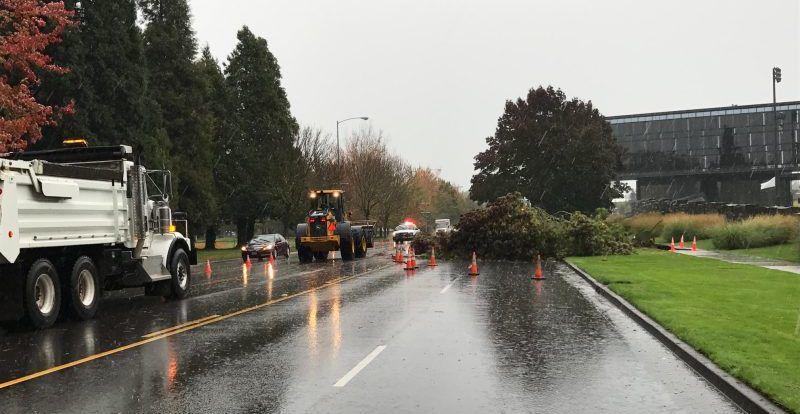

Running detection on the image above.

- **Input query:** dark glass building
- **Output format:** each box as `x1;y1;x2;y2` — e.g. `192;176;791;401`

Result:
608;101;800;205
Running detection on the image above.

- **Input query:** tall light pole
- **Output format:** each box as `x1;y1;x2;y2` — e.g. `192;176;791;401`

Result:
336;116;369;179
772;67;782;205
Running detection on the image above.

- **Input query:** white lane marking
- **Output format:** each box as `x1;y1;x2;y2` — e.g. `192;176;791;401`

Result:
333;345;387;387
440;277;460;294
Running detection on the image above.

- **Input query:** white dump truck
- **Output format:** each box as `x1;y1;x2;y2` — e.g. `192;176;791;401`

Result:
0;145;196;328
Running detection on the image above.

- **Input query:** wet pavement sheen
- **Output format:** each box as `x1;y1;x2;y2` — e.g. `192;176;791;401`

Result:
0;251;743;413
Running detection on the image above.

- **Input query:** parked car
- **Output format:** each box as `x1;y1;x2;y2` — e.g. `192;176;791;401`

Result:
241;234;290;261
392;222;420;243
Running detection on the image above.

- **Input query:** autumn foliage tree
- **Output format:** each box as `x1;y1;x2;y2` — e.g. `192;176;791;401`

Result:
0;0;74;151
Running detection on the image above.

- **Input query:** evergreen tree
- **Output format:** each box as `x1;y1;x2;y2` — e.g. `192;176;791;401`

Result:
36;0;166;166
140;0;216;235
225;26;298;244
196;46;231;248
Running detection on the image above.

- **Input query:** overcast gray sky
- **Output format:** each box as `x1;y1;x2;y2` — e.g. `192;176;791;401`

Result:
190;0;800;188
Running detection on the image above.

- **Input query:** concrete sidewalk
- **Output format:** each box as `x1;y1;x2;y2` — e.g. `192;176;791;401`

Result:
678;248;800;275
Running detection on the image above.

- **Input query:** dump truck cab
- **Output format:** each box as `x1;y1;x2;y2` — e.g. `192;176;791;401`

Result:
296;189;372;262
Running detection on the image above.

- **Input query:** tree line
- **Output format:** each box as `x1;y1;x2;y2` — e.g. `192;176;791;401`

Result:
1;0;474;247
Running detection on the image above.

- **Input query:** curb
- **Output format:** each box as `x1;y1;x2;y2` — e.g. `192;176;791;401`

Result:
564;260;787;414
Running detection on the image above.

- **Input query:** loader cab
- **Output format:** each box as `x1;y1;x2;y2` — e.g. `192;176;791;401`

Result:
309;190;345;222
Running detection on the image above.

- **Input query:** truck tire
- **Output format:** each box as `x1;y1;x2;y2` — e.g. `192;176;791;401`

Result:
65;256;100;320
298;244;313;263
23;259;61;329
354;233;367;258
168;248;191;300
340;234;355;261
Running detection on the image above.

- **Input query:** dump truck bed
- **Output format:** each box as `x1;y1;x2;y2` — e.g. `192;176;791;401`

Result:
0;157;132;263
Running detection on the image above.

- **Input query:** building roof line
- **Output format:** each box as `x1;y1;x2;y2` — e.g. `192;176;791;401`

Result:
606;100;800;120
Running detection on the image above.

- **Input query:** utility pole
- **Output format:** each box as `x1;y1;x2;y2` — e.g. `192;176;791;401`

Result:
772;67;782;205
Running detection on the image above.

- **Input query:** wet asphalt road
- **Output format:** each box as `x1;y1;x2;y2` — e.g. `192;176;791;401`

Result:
0;248;744;413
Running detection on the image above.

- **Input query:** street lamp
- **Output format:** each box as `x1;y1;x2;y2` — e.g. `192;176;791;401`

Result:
772;67;782;205
336;116;369;178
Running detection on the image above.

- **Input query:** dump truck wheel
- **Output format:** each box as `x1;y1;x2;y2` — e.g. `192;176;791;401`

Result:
65;256;100;320
23;259;62;329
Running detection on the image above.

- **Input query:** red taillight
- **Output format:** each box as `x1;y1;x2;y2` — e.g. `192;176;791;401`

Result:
309;218;316;223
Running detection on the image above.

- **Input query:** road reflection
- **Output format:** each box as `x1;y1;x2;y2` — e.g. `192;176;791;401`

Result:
267;269;274;301
330;283;342;356
166;339;178;392
307;291;319;356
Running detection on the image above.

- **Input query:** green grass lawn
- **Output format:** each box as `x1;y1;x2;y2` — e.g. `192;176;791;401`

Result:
568;249;800;412
195;237;236;250
694;239;800;263
197;248;242;263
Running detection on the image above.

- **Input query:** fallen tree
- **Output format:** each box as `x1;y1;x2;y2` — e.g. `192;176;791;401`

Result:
414;193;632;259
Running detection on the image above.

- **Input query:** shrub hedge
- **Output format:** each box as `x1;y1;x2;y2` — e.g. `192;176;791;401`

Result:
659;213;724;241
711;215;799;250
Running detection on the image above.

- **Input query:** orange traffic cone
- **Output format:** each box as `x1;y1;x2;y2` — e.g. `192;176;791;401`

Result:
428;246;438;267
204;260;212;277
691;236;697;252
533;255;545;280
679;234;685;249
245;255;252;267
269;253;276;266
410;248;418;269
670;237;676;253
468;252;479;276
395;248;403;263
405;248;416;271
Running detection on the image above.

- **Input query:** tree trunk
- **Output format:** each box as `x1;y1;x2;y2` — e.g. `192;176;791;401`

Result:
236;218;255;246
205;226;217;250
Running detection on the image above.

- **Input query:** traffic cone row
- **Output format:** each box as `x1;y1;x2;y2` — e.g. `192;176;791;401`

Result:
468;251;479;276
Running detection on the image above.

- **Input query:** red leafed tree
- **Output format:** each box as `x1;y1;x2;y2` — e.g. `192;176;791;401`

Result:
0;0;74;152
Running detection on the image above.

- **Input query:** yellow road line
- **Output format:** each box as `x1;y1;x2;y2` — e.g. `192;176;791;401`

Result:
0;265;390;390
141;314;221;338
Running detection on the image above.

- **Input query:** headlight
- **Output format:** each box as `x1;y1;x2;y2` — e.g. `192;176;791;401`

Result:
241;246;247;251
